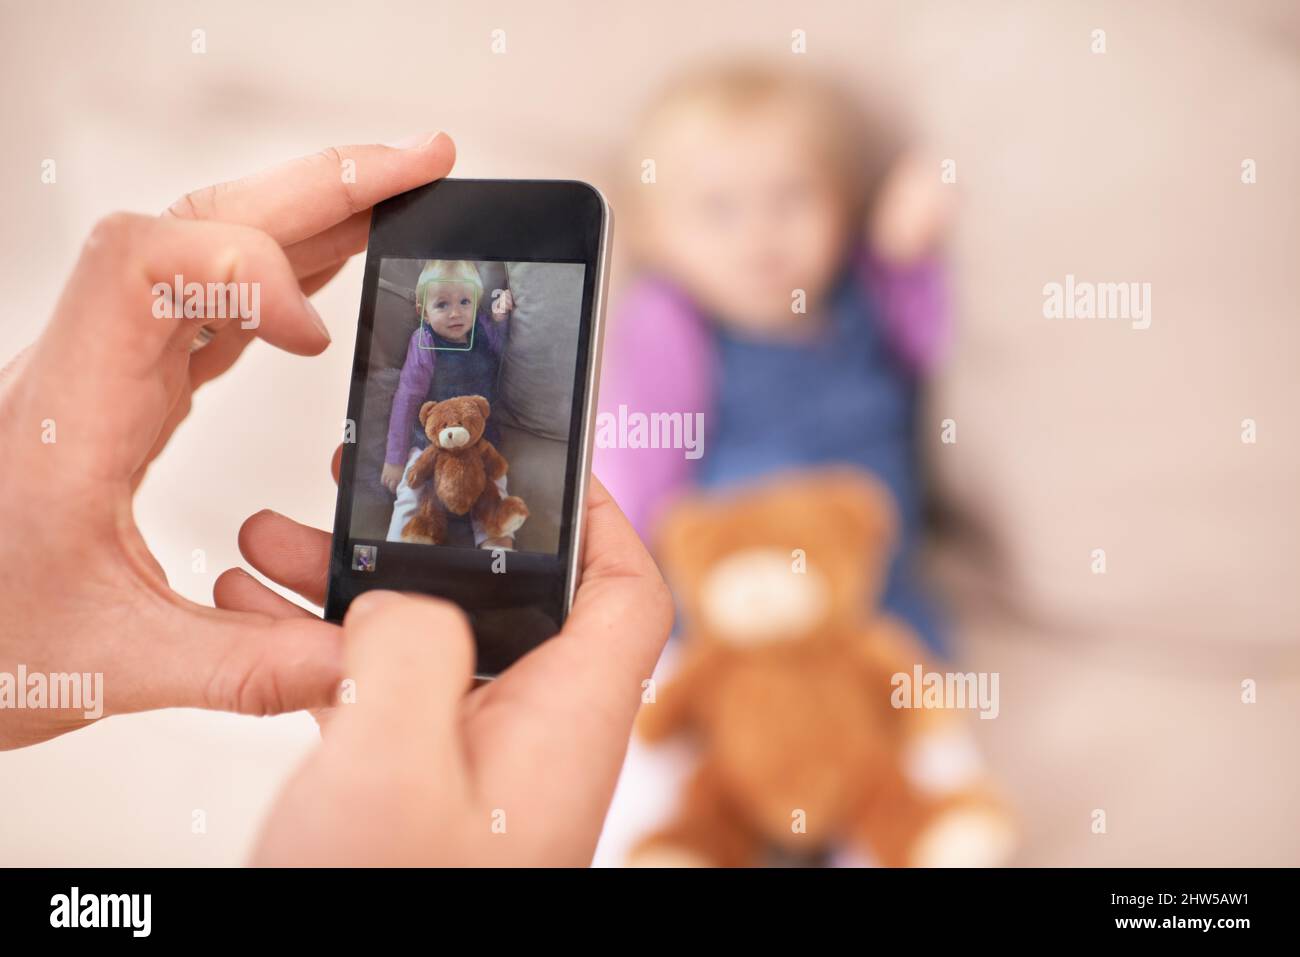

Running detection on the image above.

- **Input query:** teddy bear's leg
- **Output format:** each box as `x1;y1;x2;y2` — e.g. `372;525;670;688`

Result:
847;764;1015;868
472;482;529;539
401;490;448;545
626;763;763;868
902;793;1016;868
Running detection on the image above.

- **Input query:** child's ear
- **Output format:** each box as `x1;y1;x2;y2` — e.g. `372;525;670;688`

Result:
418;401;437;427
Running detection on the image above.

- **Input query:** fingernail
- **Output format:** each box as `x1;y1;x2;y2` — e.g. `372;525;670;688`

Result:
385;131;440;150
302;293;330;342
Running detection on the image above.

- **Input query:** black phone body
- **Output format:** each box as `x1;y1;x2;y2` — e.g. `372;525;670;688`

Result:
324;179;611;676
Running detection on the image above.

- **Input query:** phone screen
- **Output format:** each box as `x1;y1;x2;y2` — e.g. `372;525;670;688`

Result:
325;180;609;675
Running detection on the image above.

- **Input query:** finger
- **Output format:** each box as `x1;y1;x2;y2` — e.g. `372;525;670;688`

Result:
299;262;347;298
146;607;344;718
0;346;31;390
30;214;329;480
489;477;672;698
214;566;316;620
573;475;677;687
577;475;669;586
512;477;673;694
478;477;674;766
282;210;371;279
331;443;342;484
186;319;257;390
46;213;328;368
166;134;455;247
130;376;193;490
238;509;332;607
190;271;340;390
328;591;475;769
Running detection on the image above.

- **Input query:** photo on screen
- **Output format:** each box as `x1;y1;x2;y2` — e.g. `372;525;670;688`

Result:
346;258;585;556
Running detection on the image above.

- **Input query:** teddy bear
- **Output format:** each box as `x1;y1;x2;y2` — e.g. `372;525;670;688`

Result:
400;394;529;547
628;468;1015;867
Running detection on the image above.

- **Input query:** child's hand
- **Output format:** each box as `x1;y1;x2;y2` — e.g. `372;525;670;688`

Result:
869;151;954;265
380;461;405;494
490;288;514;320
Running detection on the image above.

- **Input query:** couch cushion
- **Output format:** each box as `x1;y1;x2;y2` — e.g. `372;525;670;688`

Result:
371;259;422;373
495;261;585;440
495;421;567;554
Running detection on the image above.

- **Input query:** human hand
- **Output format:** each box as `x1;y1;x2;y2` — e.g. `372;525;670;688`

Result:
380;461;406;494
868;151;954;265
0;134;455;750
490;288;514;320
218;469;674;866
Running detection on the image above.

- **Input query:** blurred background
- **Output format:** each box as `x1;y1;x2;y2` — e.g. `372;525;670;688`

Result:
1;0;1297;866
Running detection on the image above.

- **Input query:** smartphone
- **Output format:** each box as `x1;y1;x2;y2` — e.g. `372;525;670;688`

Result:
324;178;611;676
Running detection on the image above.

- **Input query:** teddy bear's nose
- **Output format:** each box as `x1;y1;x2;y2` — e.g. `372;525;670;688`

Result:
438;426;471;449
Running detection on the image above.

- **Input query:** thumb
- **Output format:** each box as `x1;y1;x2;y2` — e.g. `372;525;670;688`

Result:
328;591;476;767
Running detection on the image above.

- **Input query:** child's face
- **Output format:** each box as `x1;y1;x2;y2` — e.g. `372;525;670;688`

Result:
642;101;851;336
423;281;477;342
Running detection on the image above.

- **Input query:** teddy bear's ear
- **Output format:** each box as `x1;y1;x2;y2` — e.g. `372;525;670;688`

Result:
418;401;437;427
817;469;899;551
652;494;723;584
467;395;490;419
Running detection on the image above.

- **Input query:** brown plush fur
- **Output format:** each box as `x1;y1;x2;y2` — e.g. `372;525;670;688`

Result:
400;395;529;546
630;469;1013;867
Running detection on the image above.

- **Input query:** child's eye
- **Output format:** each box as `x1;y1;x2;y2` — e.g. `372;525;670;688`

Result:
435;300;448;309
461;297;471;306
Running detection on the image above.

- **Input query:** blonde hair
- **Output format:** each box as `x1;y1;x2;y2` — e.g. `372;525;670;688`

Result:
415;259;483;317
629;60;902;225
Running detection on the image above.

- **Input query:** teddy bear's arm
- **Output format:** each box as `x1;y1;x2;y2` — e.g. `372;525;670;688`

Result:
405;446;439;488
855;614;930;675
477;440;509;482
854;614;952;734
635;646;716;743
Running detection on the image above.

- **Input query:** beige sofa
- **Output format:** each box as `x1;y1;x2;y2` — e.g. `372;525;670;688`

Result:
1;0;1295;867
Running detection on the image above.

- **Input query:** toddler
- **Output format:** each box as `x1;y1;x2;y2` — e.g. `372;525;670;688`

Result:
596;62;951;650
383;259;515;548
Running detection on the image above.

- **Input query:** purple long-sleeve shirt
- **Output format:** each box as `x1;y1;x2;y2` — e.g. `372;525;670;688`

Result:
385;313;508;466
593;249;947;540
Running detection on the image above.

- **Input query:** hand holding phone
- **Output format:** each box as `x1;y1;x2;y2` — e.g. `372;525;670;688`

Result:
0;135;455;749
249;478;674;866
